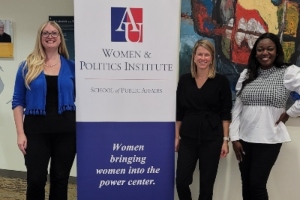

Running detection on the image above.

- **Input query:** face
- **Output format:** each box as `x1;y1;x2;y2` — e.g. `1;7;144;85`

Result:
194;46;213;71
41;24;61;50
255;38;276;69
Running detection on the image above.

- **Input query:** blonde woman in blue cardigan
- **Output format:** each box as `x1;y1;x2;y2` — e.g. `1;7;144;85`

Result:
12;21;76;200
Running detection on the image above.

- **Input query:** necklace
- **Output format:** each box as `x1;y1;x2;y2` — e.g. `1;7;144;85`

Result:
44;62;58;67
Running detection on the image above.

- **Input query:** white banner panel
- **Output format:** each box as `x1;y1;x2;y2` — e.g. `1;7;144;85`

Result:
75;1;180;122
75;1;180;200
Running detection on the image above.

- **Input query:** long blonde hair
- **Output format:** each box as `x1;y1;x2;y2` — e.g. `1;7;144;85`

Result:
190;39;216;78
24;21;69;88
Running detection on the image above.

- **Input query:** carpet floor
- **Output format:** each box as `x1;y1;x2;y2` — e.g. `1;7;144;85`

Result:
0;176;77;200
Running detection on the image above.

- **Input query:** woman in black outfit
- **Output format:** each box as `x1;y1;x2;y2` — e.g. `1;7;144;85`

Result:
175;39;232;200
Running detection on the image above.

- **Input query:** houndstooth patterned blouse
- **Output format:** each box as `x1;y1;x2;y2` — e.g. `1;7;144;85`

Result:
230;65;300;143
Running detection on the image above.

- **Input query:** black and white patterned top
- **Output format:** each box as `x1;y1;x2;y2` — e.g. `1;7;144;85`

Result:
230;65;300;144
240;67;290;108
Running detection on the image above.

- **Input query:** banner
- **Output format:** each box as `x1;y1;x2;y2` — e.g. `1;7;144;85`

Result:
75;1;180;199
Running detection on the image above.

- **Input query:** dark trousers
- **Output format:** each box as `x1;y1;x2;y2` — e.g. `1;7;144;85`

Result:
24;131;76;200
239;140;282;200
176;138;223;200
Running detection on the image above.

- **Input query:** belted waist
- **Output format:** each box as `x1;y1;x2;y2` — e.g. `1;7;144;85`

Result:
185;110;219;115
184;111;220;129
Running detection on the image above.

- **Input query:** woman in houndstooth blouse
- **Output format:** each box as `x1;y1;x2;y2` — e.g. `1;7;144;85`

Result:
229;33;300;200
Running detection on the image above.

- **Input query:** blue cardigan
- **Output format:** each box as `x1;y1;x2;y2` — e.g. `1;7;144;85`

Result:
12;56;76;115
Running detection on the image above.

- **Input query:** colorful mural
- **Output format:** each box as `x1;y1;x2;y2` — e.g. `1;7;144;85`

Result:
180;0;300;99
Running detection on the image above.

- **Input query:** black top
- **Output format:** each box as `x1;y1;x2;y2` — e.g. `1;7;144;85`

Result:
176;73;232;140
24;75;76;134
0;32;11;42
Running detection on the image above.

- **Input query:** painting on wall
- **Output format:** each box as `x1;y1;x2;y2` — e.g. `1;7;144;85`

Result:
180;0;300;101
0;19;13;58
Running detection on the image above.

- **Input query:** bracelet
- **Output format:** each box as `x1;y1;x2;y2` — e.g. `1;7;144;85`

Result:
223;137;229;141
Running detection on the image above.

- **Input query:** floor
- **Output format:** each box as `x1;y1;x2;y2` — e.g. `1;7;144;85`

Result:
0;176;77;200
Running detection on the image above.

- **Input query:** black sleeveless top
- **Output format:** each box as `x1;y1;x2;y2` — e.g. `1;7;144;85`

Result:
24;75;76;134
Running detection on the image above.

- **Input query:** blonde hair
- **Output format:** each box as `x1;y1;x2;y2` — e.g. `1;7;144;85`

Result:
190;39;216;78
24;21;69;88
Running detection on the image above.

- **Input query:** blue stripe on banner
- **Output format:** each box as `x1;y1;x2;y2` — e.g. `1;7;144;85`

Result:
77;122;175;200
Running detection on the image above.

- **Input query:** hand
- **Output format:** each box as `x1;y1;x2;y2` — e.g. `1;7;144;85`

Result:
175;138;180;152
220;141;229;158
232;141;245;162
275;112;290;125
17;133;27;155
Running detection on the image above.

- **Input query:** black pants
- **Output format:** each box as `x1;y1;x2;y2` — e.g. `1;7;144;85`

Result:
176;138;223;200
239;140;282;200
24;132;76;200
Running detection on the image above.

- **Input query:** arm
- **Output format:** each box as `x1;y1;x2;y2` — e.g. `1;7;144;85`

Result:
175;75;184;152
229;97;243;141
220;120;230;158
12;62;27;154
13;106;27;155
219;75;232;158
230;97;245;161
229;69;248;161
281;65;300;120
175;121;181;152
229;69;247;140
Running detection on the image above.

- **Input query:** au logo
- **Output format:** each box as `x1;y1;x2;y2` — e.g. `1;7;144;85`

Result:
111;7;143;43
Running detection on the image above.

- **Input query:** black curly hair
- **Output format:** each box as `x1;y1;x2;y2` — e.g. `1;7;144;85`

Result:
238;32;289;95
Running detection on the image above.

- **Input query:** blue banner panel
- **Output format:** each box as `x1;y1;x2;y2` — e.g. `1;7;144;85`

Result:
77;122;175;200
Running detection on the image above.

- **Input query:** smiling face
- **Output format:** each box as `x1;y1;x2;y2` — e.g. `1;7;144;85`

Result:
255;38;276;69
194;46;213;71
41;24;61;50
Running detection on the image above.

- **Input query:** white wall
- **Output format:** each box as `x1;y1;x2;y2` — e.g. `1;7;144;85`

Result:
0;0;76;176
1;1;300;199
